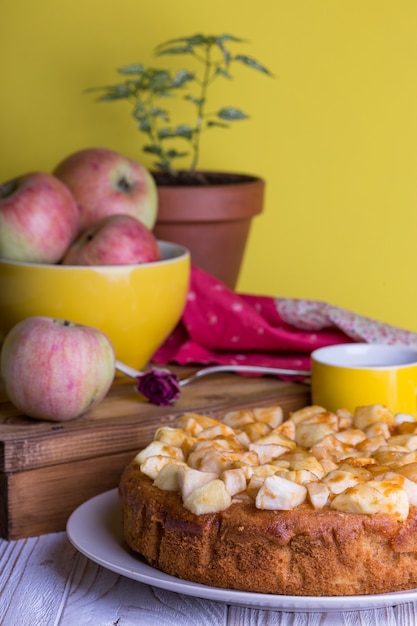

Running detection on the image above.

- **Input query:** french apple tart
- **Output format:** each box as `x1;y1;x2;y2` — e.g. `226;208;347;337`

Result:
119;403;417;596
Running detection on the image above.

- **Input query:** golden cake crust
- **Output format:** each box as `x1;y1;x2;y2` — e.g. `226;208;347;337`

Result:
119;404;417;596
119;461;417;596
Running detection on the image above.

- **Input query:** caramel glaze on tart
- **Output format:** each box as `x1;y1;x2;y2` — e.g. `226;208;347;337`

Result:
119;404;417;596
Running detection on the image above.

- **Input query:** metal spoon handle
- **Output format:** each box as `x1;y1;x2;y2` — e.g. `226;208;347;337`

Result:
115;360;311;387
115;360;143;379
178;364;311;387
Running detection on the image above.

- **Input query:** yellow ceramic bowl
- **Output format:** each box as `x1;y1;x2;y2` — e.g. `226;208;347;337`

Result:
0;241;190;370
311;343;417;417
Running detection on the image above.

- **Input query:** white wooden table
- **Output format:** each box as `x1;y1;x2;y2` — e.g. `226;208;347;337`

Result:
1;530;417;626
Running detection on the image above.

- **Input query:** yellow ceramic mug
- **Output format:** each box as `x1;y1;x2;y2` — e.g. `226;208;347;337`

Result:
311;343;417;417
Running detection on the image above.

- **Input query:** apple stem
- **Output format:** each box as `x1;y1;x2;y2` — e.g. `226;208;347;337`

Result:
0;178;19;199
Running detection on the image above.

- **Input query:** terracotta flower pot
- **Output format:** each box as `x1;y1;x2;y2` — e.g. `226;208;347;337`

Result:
153;172;265;290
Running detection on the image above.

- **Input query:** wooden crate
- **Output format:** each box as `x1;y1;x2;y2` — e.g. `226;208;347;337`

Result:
0;369;311;540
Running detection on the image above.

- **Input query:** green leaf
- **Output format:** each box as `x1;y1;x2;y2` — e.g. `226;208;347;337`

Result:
150;69;172;79
137;118;151;132
158;128;177;138
215;34;246;45
159;125;193;140
118;63;145;75
150;106;170;121
174;124;194;139
156;34;208;50
156;44;193;57
214;39;232;67
97;92;128;102
206;120;229;128
172;70;195;87
184;95;205;106
185;34;211;46
165;149;189;158
217;107;249;121
233;54;273;76
133;101;147;115
154;160;176;172
143;144;163;155
214;67;232;79
147;69;174;91
94;83;133;100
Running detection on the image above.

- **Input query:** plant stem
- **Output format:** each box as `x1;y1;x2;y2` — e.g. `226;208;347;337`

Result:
190;43;212;174
137;89;175;176
90;34;273;176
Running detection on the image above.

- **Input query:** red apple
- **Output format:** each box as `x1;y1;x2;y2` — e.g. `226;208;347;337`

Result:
53;147;158;232
62;214;161;266
0;172;80;263
0;316;115;421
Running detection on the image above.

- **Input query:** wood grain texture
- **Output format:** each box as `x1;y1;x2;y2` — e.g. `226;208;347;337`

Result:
0;372;311;472
1;532;416;626
0;533;78;625
2;451;135;539
0;370;311;539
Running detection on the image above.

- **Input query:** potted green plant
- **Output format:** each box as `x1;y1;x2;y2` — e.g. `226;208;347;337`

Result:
89;33;273;289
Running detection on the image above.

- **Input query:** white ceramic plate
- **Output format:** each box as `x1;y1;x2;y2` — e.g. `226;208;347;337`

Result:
66;489;417;613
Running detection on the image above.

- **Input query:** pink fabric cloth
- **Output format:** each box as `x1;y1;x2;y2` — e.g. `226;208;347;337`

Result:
153;265;417;372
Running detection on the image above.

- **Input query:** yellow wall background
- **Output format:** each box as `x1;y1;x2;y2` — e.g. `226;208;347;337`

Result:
2;0;417;332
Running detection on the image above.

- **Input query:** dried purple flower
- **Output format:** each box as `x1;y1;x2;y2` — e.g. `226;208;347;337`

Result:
136;368;181;406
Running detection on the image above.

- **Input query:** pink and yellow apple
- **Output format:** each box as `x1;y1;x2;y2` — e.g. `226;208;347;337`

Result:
0;316;116;421
62;214;161;266
0;172;80;263
53;147;158;231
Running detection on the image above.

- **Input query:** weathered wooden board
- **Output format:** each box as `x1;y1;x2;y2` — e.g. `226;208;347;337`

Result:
0;369;311;539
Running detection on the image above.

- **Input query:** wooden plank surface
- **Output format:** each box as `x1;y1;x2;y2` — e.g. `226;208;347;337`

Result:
0;369;311;539
2;451;136;539
1;531;416;625
0;369;311;472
